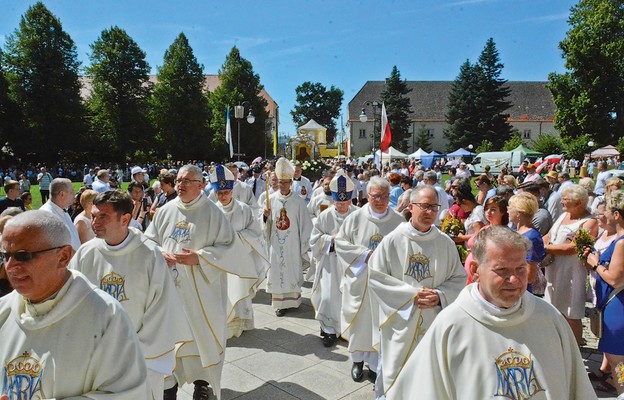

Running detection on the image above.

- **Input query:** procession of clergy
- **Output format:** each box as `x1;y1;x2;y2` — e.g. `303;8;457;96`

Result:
0;157;598;400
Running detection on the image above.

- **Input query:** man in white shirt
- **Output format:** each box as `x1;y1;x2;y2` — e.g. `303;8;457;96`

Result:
91;169;112;193
455;162;471;178
83;168;94;188
39;178;81;251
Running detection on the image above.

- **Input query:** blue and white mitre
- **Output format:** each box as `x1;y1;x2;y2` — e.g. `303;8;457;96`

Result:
209;164;235;192
330;172;354;202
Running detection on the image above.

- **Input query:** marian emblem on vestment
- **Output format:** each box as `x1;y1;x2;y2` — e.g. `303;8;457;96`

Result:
405;252;432;282
169;220;191;244
368;233;383;251
100;271;129;302
2;351;44;399
494;347;544;400
276;207;290;231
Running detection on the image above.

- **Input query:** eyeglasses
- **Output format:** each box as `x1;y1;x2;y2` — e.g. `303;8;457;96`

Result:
368;194;389;201
450;185;459;189
0;246;65;262
175;179;202;186
411;203;441;212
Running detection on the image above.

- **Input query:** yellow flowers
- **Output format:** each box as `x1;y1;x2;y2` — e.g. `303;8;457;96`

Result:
441;215;465;237
573;228;595;259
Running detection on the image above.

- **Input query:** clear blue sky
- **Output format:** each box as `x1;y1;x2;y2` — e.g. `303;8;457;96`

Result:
1;0;577;138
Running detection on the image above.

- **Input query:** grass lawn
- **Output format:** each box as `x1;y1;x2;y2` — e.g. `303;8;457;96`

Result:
28;182;131;210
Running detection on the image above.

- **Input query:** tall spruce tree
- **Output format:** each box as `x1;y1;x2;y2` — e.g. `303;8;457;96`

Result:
548;0;624;145
290;82;343;143
380;66;412;152
208;46;268;161
150;33;211;159
86;26;152;160
477;38;513;148
0;51;22;153
414;124;432;152
445;39;512;150
3;2;85;162
445;60;484;150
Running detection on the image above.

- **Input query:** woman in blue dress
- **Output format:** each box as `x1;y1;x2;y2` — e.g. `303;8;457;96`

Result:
584;190;624;397
508;192;545;293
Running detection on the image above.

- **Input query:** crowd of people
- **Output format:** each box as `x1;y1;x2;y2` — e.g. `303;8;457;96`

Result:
0;153;623;399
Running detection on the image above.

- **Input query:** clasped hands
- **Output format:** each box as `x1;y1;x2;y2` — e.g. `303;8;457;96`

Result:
414;288;440;309
162;248;199;267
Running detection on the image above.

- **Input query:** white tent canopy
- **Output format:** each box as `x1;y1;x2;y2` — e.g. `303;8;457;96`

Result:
591;145;620;158
408;148;430;159
375;146;408;159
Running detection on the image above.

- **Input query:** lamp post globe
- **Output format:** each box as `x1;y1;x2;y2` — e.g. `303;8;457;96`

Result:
359;108;367;123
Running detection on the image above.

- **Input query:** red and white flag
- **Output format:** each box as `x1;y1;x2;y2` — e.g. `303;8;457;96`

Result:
380;102;392;152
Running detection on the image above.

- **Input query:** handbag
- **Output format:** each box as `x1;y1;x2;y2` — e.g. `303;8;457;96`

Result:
587;285;624;339
539;252;554;268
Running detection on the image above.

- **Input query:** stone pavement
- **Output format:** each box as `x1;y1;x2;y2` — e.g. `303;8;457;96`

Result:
175;285;618;399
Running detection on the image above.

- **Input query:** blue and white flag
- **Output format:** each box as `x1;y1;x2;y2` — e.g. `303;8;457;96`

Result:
225;107;234;158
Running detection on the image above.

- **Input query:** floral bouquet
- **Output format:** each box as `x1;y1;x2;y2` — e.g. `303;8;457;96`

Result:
573;228;595;259
441;214;465;238
292;159;330;182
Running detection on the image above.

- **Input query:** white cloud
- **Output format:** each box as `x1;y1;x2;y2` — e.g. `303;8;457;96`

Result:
518;13;569;23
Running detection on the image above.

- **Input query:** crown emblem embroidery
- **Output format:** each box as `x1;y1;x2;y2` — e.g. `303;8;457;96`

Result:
494;347;544;399
3;351;44;398
169;220;191;244
100;271;129;302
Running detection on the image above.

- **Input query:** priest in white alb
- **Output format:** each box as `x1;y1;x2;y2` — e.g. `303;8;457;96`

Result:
310;171;358;347
0;211;149;399
69;190;193;400
307;176;334;222
389;226;596;400
145;164;256;400
210;165;269;338
335;176;404;383
367;185;466;398
262;158;313;317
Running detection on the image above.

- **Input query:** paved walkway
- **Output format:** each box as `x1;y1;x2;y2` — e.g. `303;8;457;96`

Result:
176;284;618;399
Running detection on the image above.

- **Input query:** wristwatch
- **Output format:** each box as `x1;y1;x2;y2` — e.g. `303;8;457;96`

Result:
592;263;600;271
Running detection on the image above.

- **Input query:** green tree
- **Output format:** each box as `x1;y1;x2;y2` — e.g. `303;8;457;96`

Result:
85;26;152;160
150;33;211;159
475;139;493;154
2;2;85;162
477;38;513;148
548;0;624;145
445;60;484;150
290;82;343;143
208;46;268;161
380;66;412;152
0;50;22;153
414;124;432;152
532;133;563;155
445;39;513;150
617;136;624;156
561;133;593;160
502;132;523;151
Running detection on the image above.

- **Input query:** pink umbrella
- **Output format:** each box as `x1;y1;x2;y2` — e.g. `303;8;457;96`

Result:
252;156;263;165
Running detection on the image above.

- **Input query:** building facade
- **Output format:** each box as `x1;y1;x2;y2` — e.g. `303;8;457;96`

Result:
347;81;556;156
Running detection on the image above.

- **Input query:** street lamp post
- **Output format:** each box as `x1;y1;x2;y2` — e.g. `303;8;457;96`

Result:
234;101;255;161
359;100;380;153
